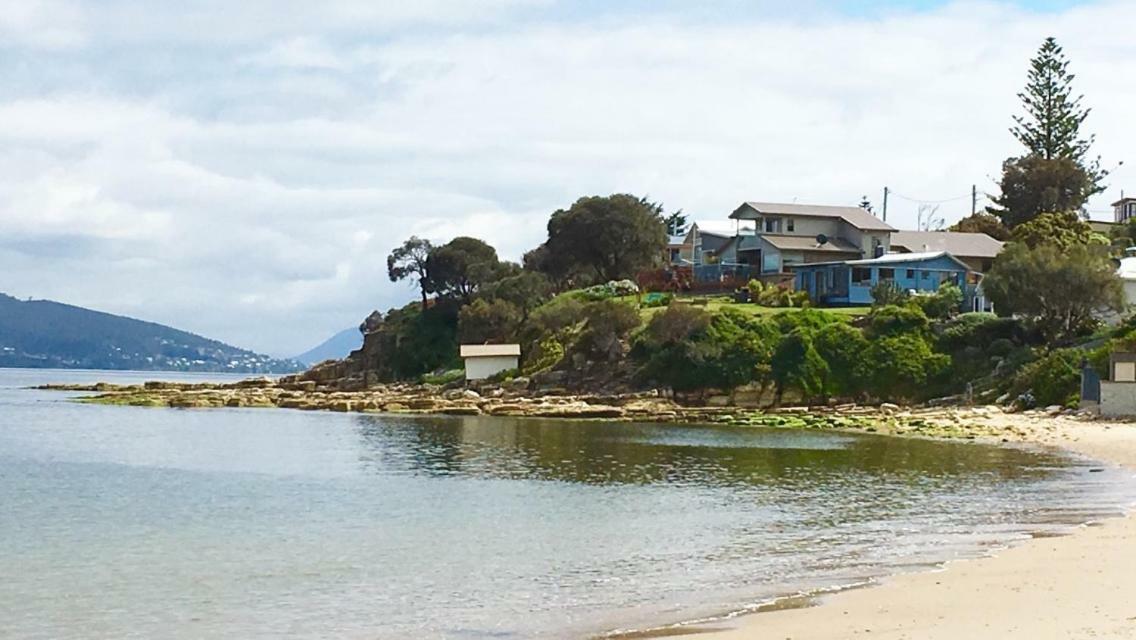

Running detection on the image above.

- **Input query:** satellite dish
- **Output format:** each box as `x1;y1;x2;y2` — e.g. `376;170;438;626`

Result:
816;233;828;246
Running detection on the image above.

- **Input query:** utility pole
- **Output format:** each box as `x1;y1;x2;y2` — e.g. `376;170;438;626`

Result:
882;186;889;222
971;184;977;216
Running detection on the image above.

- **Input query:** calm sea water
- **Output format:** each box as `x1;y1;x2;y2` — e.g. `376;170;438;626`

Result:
2;368;1134;640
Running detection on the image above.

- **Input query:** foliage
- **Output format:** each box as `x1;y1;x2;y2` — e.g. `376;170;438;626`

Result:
576;300;642;361
948;213;1010;241
772;308;842;334
862;334;950;402
458;298;522;344
911;283;963;320
521;336;565;376
634;307;777;393
481;270;553;321
387;236;434;305
989;155;1094;228
865;305;930;339
663;210;689;236
870;281;910;308
528;295;588;335
982;242;1125;343
421;368;465;386
1010;37;1107;192
1009;211;1107;250
937;313;1032;353
641;292;673;308
771;329;828;403
1007;347;1084;408
380;301;462;380
424;237;502;300
540;194;668;284
812;322;871;398
747;279;765;300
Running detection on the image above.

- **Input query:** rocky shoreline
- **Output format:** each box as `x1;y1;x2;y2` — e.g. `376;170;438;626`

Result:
36;378;1099;443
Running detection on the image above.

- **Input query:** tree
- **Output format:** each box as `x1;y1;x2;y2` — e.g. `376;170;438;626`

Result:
912;283;964;320
863;334;949;402
1010;37;1106;191
424;237;501;300
481;270;553;323
869;281;909;308
988;155;1094;228
771;329;828;404
859;196;874;214
576;300;642;361
981;242;1125;343
812;322;870;399
916;204;944;231
387;236;433;306
948;213;1010;240
1009;211;1106;250
541;194;668;284
663;210;688;237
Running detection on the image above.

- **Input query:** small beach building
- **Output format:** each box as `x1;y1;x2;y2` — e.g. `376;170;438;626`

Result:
790;251;982;308
460;344;521;380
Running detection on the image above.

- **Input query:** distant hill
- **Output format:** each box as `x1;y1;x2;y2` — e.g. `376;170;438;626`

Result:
293;327;361;366
0;293;304;373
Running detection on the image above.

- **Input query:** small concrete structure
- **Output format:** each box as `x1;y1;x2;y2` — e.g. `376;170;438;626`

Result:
1096;352;1136;417
460;344;521;381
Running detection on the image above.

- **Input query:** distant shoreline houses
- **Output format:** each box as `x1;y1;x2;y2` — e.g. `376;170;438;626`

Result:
665;201;1005;310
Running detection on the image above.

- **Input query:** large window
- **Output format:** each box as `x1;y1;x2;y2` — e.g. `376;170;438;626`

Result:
878;268;895;281
852;267;872;284
764;218;781;233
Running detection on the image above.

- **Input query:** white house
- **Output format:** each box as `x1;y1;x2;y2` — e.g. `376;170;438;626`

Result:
460;344;521;380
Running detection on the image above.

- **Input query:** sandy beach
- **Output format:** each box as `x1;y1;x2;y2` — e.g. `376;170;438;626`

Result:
671;416;1136;640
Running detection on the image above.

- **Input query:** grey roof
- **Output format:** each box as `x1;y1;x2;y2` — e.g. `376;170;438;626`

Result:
789;251;973;271
889;231;1004;259
730;201;896;232
689;219;755;238
757;234;861;253
667;234;688;246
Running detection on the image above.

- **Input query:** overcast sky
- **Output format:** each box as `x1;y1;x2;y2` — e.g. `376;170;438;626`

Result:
2;0;1133;356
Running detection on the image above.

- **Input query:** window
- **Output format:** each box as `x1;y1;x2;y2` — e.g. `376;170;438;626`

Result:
787;218;795;232
764;218;781;233
922;271;930;280
852;267;872;284
878;268;895;281
905;269;915;279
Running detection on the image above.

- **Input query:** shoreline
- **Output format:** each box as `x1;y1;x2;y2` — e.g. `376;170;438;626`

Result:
660;416;1136;640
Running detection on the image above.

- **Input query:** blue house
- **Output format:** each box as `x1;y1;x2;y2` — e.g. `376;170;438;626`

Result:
791;251;987;309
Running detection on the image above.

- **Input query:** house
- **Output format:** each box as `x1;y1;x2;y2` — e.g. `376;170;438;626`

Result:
791;251;983;308
727;201;895;274
460;344;520;380
681;220;755;265
1113;195;1136;223
665;234;691;265
889;231;1004;273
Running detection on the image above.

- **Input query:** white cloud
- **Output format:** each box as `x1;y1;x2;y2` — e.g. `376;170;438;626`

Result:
1;0;1134;355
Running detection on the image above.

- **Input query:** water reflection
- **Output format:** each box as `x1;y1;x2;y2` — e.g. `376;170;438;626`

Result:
353;414;1068;487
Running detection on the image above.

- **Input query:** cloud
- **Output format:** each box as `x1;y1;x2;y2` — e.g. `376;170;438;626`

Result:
1;0;1134;355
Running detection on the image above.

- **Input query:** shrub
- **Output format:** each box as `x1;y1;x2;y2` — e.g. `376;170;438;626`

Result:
865;305;930;338
862;334;950;402
747;279;765;300
912;283;964;320
529;296;587;335
937;313;1029;352
458;298;522;344
579;279;640;301
521;336;565;376
771;328;828;403
421;368;465;385
577;300;642;360
643;304;711;344
641;292;674;308
812;322;871;398
773;308;842;334
1006;348;1084;408
870;281;910;308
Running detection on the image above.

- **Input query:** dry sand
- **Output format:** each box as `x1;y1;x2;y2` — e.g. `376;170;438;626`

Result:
669;416;1136;640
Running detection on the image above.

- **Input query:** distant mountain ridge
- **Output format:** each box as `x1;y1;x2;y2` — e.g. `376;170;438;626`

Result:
293;327;361;366
0;293;303;373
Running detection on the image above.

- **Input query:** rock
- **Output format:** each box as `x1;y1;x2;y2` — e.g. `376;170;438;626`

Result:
879;402;900;414
329;401;353;412
503;377;530;392
487;404;527;416
234;377;275;389
439;406;482;416
383;402;410;412
407;398;438;410
359;310;384;334
1044;404;1064;415
706;395;732;407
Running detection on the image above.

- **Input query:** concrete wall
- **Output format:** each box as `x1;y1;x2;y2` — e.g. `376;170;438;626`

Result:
1100;381;1136;417
465;355;519;381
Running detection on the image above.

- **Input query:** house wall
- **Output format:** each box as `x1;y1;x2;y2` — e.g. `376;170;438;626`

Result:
1100;381;1136;417
840;222;890;258
465;355;519;380
796;255;970;306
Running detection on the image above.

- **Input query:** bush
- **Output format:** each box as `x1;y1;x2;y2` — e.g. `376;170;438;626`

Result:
643;304;711;344
911;283;964;320
579;279;640;301
421;368;465;385
521;336;565;376
529;296;587;335
865;305;930;338
870;281;910;308
577;300;642;360
773;308;842;334
458;298;522;343
862;334;950;402
747;279;765;300
771;328;829;403
1006;348;1084;408
641;292;674;308
812;322;871;398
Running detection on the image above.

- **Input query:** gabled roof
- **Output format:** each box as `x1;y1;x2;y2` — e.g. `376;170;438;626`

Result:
757;234;861;253
667;234;688;246
730;201;895;232
1112;197;1136;207
460;344;521;358
690;219;756;238
890;231;1004;259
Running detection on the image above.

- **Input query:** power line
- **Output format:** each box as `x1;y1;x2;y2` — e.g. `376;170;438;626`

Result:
887;190;974;205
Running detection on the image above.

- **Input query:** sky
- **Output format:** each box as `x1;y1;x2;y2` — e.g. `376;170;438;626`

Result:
1;0;1133;356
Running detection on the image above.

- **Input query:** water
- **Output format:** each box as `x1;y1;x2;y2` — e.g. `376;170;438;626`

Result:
2;368;1134;639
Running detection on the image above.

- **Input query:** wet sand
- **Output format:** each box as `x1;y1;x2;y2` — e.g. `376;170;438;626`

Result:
671;416;1136;640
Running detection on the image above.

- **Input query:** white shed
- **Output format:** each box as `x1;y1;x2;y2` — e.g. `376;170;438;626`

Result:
460;344;521;380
